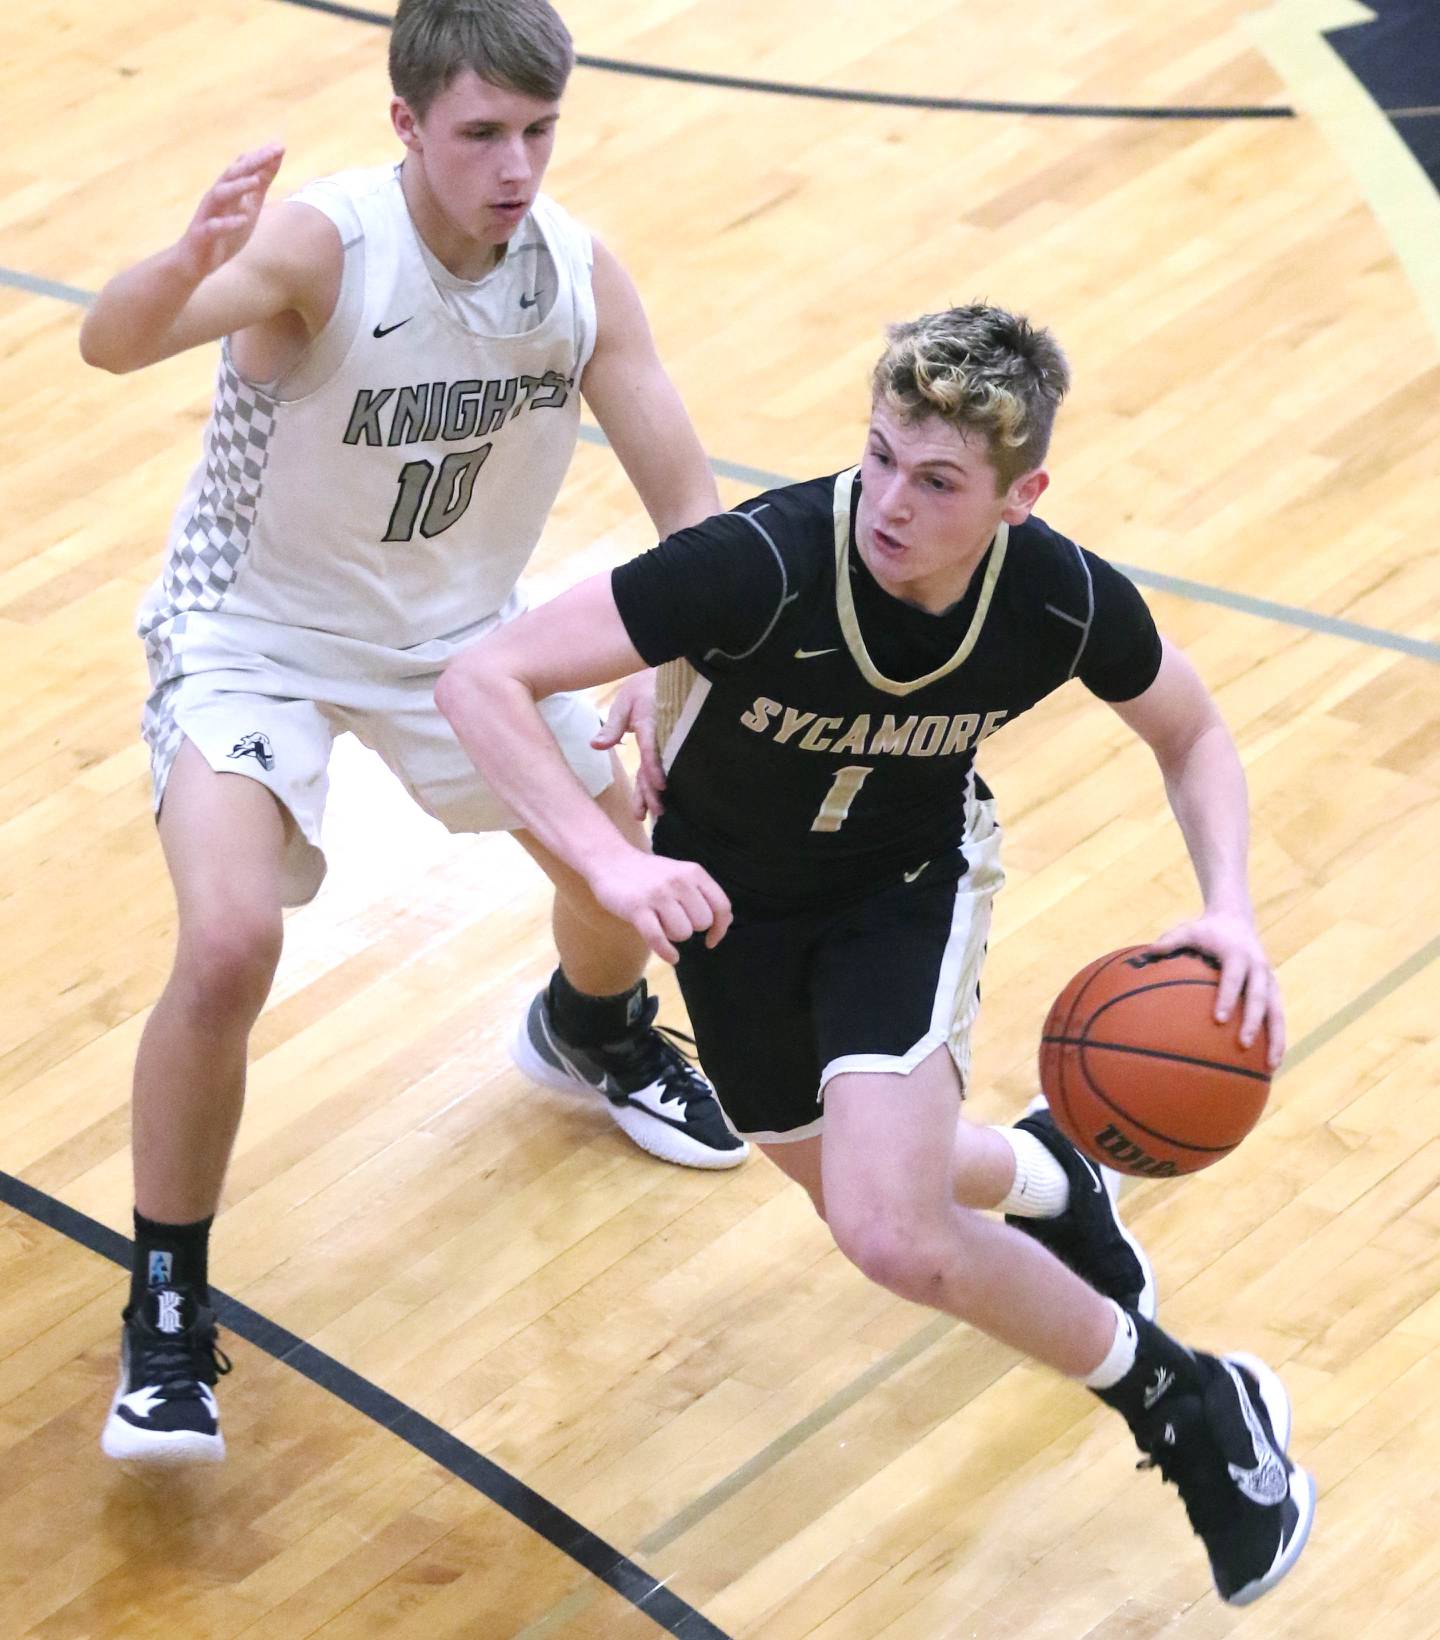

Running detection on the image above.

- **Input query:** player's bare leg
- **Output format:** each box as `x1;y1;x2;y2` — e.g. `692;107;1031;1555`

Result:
819;1049;1116;1373
133;741;289;1222
769;1048;1313;1605
508;755;747;1169
105;739;289;1463
762;1079;1152;1315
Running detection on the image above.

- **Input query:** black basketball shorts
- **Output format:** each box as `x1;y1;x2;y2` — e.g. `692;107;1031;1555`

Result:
675;821;1004;1143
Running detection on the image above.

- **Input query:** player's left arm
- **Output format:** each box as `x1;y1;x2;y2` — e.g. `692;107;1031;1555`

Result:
579;238;724;806
580;237;722;536
1109;638;1285;1066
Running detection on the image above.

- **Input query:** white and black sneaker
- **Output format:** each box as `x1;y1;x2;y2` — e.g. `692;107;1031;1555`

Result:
1131;1350;1315;1604
511;987;748;1170
100;1287;231;1465
1005;1104;1157;1318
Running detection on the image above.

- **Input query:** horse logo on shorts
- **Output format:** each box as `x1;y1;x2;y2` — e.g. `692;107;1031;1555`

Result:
228;731;276;771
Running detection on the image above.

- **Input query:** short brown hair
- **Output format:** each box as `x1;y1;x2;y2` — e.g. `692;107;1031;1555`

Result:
390;0;575;118
871;303;1071;489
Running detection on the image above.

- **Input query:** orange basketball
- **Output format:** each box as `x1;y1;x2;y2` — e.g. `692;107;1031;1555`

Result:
1039;945;1271;1177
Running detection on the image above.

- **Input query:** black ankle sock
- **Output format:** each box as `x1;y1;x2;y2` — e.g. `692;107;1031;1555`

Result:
130;1210;213;1310
546;968;646;1047
1093;1313;1205;1424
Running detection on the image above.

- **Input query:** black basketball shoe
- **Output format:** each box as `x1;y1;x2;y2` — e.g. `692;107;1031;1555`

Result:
1005;1103;1156;1317
100;1287;231;1464
511;988;748;1169
1130;1350;1315;1605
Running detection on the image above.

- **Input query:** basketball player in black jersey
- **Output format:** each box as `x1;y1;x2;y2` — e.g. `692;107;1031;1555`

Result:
438;304;1314;1604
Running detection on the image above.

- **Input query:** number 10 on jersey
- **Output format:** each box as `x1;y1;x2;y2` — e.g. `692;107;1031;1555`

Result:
384;443;493;541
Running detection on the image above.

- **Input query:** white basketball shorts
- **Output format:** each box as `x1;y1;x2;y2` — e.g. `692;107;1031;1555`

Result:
139;608;610;906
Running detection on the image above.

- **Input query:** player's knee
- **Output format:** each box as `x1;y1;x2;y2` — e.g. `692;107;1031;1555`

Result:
173;910;282;1019
829;1205;949;1303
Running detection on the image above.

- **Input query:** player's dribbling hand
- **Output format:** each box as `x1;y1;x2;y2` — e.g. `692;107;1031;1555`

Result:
593;670;666;819
1147;914;1286;1069
590;853;730;963
175;145;286;282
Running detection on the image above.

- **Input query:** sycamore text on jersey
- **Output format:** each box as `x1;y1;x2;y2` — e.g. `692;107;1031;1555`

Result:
738;699;1011;757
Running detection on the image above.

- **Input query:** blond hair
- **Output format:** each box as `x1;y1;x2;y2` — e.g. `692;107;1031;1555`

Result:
871;304;1071;489
390;0;575;118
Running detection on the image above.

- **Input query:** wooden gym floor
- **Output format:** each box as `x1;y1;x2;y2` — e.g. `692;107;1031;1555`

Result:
2;0;1438;1634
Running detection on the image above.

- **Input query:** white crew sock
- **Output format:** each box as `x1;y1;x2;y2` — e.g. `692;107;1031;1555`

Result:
1082;1302;1139;1389
994;1125;1071;1218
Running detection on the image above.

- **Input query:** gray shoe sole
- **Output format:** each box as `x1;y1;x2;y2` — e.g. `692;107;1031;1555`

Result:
507;1000;749;1171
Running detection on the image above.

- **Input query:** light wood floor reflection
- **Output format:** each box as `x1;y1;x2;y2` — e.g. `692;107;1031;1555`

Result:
2;0;1438;1634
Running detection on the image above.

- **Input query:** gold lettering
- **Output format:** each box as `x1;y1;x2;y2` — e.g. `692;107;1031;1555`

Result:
911;715;950;757
799;716;843;751
830;715;871;755
869;715;917;755
940;713;981;756
740;697;782;733
775;708;817;744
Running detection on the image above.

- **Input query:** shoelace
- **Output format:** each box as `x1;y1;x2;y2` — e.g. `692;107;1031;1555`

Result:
614;1013;712;1109
1135;1414;1232;1538
143;1326;234;1402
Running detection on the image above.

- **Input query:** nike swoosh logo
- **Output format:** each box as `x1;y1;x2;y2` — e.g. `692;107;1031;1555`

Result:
372;318;413;338
902;862;930;884
1225;1362;1291;1505
1079;1154;1105;1194
794;647;838;660
519;293;540;309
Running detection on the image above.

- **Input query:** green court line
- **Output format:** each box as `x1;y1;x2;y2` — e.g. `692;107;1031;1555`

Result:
1278;930;1440;1073
504;925;1440;1636
0;266;95;305
639;1314;959;1556
615;931;1440;1557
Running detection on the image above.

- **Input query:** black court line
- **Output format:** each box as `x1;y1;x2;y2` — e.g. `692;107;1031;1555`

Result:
0;1168;730;1640
273;0;1295;121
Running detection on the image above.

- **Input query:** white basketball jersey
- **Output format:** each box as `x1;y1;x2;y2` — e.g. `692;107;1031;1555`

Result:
138;165;597;687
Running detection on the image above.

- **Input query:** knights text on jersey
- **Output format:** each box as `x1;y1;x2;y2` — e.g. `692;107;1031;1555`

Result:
138;168;598;669
611;469;1163;914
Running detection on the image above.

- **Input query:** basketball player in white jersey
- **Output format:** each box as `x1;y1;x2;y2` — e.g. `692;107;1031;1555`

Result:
79;0;745;1466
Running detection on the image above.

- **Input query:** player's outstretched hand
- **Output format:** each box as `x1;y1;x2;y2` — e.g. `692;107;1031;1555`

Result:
590;851;730;963
1147;914;1286;1070
593;670;666;820
175;145;285;282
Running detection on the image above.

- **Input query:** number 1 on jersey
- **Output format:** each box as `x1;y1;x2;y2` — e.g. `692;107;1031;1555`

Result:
812;765;873;833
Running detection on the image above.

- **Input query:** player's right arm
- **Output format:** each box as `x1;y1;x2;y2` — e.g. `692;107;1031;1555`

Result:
79;145;339;373
435;575;733;963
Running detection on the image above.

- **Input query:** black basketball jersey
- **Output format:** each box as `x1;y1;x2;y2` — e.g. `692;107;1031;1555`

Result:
611;468;1162;915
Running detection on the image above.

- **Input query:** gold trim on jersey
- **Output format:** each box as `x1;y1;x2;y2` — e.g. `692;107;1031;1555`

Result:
655;657;706;769
831;466;1009;698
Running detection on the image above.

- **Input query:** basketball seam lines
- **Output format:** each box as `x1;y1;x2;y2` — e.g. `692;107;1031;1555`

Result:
1040;1036;1272;1083
1050;949;1135;1143
1068;1046;1248;1154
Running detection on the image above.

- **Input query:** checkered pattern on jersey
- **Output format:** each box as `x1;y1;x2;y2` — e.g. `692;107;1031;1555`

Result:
158;352;276;617
141;677;184;808
141;612;183;679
